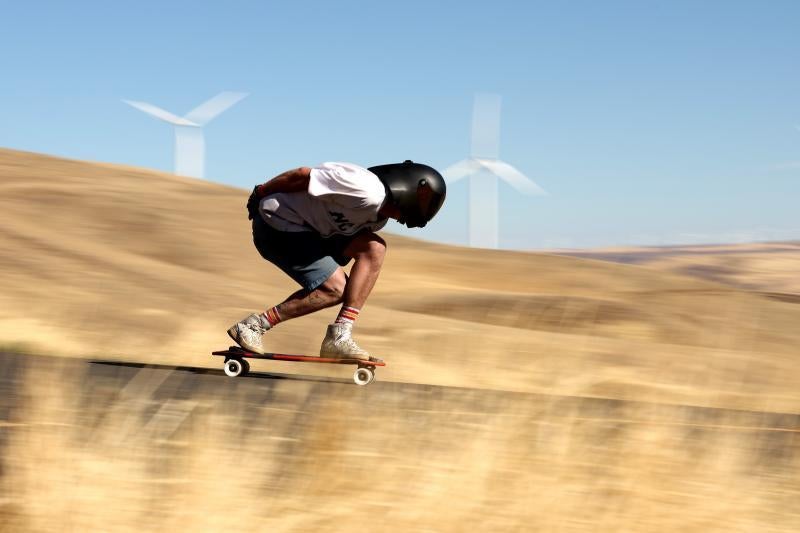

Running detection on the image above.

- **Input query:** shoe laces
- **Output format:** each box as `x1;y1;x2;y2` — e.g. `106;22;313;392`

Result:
245;321;266;335
338;336;364;351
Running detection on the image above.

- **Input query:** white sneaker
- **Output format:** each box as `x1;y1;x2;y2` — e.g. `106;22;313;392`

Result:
320;323;371;360
227;313;270;354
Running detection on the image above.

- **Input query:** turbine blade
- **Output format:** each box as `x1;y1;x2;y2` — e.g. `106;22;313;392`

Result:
123;100;198;126
476;159;547;195
184;92;248;125
442;159;482;184
471;93;502;159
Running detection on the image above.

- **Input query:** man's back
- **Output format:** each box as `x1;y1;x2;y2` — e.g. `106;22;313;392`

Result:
258;162;387;236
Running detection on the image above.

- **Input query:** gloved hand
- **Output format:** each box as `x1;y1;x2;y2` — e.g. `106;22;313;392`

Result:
247;185;262;220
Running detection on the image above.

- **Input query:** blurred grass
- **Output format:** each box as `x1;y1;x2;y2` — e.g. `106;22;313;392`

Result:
1;355;799;532
0;343;36;356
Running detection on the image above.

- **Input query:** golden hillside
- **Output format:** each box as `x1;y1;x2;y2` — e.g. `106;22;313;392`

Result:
1;148;799;411
2;148;800;532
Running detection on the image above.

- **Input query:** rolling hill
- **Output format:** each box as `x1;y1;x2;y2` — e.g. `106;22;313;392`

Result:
1;147;799;411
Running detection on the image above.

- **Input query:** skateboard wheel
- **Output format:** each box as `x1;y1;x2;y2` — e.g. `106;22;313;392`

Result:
241;359;251;375
223;358;245;377
353;367;374;386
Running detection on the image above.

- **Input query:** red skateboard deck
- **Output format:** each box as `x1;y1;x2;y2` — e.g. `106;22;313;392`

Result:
212;346;385;385
212;346;385;366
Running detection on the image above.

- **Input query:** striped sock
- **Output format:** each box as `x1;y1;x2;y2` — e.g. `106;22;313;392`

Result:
334;306;360;327
262;306;282;328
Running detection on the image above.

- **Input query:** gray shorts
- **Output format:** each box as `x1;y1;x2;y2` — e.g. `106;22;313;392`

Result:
251;216;355;291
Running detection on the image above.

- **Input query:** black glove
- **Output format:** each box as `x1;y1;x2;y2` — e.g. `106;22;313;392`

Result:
247;185;261;220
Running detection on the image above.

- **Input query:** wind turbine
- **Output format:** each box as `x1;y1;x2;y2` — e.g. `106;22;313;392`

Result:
123;92;248;178
443;93;546;249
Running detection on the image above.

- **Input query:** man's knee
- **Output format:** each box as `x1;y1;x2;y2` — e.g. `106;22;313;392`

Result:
317;269;346;304
350;233;387;262
369;234;387;257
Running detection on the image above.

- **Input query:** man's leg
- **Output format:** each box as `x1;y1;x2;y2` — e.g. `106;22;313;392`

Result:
229;228;386;357
273;268;347;319
272;231;385;319
228;268;347;353
231;216;354;354
321;232;386;360
341;232;386;309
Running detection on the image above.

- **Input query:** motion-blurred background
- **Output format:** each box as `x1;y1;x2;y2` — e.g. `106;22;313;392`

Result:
1;1;799;531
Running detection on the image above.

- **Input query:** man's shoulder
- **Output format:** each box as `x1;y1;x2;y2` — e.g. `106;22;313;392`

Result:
316;161;373;176
312;162;385;198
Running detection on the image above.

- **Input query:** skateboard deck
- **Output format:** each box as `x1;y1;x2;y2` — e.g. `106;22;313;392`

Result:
212;346;385;385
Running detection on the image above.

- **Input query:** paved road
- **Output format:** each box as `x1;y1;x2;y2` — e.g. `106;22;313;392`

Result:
2;351;798;451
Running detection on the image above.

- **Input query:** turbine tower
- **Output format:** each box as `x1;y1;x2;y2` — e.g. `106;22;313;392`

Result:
123;92;248;178
443;93;546;249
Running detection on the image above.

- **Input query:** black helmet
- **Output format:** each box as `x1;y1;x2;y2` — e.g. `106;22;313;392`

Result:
369;160;446;228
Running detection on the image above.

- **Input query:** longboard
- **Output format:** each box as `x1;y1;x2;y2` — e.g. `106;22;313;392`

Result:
212;346;385;386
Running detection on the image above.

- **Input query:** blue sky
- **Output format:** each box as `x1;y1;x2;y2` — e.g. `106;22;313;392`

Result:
2;0;799;249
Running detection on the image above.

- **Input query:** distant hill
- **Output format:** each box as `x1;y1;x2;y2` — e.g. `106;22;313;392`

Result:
556;242;800;296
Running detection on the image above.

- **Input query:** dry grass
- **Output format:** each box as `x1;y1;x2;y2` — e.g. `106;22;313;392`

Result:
1;356;799;533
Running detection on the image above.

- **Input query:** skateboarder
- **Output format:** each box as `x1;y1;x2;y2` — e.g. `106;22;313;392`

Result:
228;160;446;360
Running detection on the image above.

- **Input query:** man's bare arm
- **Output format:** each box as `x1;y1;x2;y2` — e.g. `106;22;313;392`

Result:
255;167;312;197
